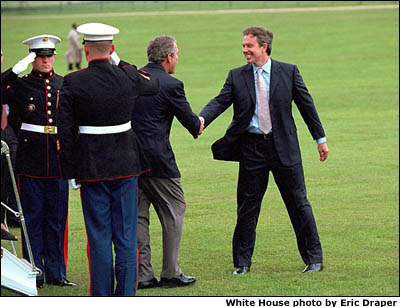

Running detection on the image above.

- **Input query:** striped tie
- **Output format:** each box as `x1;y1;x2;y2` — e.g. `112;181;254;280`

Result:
256;68;271;134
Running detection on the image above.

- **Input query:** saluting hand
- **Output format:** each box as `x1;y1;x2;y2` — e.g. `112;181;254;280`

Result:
12;52;36;75
110;51;120;66
68;179;82;190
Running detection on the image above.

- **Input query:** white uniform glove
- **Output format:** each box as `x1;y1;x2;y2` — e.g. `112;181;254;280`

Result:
110;51;120;66
12;52;36;74
68;179;81;190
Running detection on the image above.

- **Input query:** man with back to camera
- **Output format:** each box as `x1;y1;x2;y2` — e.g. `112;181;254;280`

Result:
199;26;328;275
2;35;75;289
57;23;159;296
129;35;202;289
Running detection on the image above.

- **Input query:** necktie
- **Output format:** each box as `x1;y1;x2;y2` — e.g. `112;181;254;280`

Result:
1;105;7;130
256;68;271;134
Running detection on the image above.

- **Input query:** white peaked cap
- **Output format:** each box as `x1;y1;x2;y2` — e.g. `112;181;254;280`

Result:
77;23;120;41
22;34;61;49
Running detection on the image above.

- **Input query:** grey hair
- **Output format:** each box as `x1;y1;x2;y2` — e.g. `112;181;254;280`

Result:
147;35;176;63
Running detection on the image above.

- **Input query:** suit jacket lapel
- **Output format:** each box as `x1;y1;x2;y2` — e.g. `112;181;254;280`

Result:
270;59;281;101
242;64;256;105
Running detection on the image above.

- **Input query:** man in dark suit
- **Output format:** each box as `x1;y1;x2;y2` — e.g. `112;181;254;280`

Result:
199;26;329;274
58;23;158;296
132;35;202;289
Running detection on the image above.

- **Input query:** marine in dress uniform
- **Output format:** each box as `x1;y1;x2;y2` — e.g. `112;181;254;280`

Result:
57;23;159;296
3;35;76;289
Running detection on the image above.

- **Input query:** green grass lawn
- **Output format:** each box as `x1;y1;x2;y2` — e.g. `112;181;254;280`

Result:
1;3;398;297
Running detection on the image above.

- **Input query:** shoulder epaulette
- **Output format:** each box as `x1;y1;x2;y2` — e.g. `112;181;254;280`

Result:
138;69;151;80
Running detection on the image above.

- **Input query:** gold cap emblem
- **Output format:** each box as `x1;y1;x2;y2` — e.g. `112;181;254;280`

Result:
42;37;48;42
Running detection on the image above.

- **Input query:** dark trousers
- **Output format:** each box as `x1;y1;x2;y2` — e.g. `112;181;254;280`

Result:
233;133;322;268
80;177;138;296
18;175;69;281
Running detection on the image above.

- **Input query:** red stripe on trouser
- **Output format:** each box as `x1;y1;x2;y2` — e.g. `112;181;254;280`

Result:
136;182;139;291
80;189;92;296
17;175;26;259
136;245;139;290
63;213;69;269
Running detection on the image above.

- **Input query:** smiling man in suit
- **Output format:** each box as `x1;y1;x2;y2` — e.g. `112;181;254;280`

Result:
199;26;329;274
132;35;203;289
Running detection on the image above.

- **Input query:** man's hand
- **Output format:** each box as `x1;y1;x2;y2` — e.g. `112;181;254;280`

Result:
318;142;329;162
12;52;36;74
198;116;205;135
110;51;120;66
68;179;82;190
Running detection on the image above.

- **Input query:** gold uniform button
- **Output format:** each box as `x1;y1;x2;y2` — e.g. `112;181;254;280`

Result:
46;80;50;84
48;118;53;124
29;97;34;101
48;102;52;107
47;86;51;90
48;110;52;115
28;104;36;112
47;93;52;98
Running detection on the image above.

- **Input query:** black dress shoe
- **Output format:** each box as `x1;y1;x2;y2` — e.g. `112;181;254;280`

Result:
233;266;250;275
303;263;323;273
47;278;77;287
1;228;18;241
36;280;44;289
138;277;159;289
159;274;196;287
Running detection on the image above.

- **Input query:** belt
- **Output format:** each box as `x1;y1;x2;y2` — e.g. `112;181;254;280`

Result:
21;123;57;134
79;121;131;135
244;132;273;140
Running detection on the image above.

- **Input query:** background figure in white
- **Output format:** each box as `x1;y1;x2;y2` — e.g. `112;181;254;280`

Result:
65;23;82;71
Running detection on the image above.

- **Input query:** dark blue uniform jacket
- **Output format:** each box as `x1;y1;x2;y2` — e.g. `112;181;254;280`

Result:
3;69;64;178
58;59;159;181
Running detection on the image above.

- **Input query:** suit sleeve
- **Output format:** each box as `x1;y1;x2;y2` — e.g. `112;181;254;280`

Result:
292;66;325;140
165;80;200;139
57;77;79;179
199;70;234;128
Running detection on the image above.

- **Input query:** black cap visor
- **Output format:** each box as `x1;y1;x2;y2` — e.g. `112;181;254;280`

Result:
30;48;56;56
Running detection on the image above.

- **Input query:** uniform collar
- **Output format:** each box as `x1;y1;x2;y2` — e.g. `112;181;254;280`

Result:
88;58;110;66
30;69;55;79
